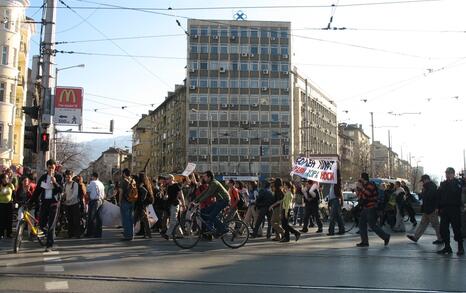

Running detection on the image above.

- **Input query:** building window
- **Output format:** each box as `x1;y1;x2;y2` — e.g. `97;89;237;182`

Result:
210;95;218;104
210;45;218;54
260;96;269;105
229;96;238;105
240;62;248;71
199;95;208;104
200;45;208;54
271;96;279;105
200;62;208;70
211;28;218;36
250;96;259;105
270;46;279;55
4;10;10;30
219;147;228;156
230;27;238;37
281;46;289;55
199;128;208;138
220;44;228;54
0;123;3;147
209;79;218;88
239;96;249;105
1;46;8;65
230;147;238;156
200;27;208;36
261;79;269;88
230;44;239;54
250;80;259;88
189;79;197;88
240;79;248;88
189;130;198;139
280;29;288;38
190;45;198;53
260;63;269;71
250;112;259;122
219;95;228;104
219;79;228;88
230;79;238;88
219;112;228;121
260;29;268;38
0;82;5;102
199;79;208;87
251;46;258;55
13;48;17;67
271;112;279;122
190;27;198;36
229;112;239;121
250;62;259;71
260;46;269;55
260;112;269;122
240;129;249;138
9;84;14;104
240;45;249;54
209;61;218;70
239;147;248;156
250;146;260;156
281;63;289;72
280;113;289;123
250;28;258;38
240;27;248;37
271;63;279;72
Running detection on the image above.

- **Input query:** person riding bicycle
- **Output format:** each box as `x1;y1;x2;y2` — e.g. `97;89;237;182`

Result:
191;171;230;237
30;159;63;252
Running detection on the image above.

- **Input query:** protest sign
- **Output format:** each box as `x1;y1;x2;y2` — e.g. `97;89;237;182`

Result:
181;163;196;176
290;156;338;184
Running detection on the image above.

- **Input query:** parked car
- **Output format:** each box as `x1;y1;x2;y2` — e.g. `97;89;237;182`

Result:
342;191;358;222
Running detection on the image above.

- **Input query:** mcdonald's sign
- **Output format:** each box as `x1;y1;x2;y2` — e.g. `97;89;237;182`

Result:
55;87;83;109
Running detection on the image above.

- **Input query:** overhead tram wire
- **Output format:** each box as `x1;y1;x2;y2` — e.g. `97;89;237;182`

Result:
293;27;466;33
55;33;185;44
55;50;186;60
58;0;171;88
86;93;158;107
17;0;443;10
73;0;455;61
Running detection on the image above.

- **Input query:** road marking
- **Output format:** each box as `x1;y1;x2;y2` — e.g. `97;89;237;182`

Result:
44;281;69;290
43;257;62;262
44;265;65;272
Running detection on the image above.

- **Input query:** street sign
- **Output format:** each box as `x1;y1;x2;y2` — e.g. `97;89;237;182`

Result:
53;87;83;125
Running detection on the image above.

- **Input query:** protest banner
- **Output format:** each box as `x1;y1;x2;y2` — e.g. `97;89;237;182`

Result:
181;163;196;177
290;156;338;184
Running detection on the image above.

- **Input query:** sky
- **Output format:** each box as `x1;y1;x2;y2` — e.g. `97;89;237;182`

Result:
25;0;466;179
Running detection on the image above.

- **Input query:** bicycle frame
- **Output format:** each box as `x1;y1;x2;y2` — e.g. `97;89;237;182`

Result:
21;210;40;236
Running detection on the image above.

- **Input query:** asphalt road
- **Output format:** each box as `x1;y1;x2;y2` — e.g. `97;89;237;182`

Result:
0;223;465;293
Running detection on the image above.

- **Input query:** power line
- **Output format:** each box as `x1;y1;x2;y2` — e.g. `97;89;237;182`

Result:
86;93;157;107
55;33;185;44
294;62;426;70
56;8;98;34
18;0;444;11
55;50;186;60
293;27;466;33
58;0;171;88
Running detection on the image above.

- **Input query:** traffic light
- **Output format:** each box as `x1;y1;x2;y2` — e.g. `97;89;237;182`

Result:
22;106;39;120
24;125;38;153
40;132;50;152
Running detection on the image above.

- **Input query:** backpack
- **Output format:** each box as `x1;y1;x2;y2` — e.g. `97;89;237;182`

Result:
127;179;139;203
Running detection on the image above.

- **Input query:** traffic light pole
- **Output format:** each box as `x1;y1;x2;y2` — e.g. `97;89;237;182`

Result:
37;0;58;172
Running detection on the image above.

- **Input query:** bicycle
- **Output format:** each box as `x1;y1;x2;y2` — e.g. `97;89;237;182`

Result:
172;205;249;249
14;206;45;253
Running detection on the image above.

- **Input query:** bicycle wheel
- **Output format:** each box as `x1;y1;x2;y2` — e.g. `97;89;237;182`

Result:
13;220;25;253
345;220;356;233
222;219;249;249
172;220;201;249
36;227;46;246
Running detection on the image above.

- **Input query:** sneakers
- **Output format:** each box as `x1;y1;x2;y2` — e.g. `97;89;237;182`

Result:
384;235;390;246
337;231;345;235
437;246;453;255
280;238;290;243
295;232;301;242
44;246;53;252
356;242;369;247
432;240;444;245
407;235;418;243
299;229;308;233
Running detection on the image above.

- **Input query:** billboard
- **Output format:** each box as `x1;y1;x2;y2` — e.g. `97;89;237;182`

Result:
53;87;83;125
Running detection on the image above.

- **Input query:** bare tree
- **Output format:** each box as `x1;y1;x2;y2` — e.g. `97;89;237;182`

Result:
55;134;89;172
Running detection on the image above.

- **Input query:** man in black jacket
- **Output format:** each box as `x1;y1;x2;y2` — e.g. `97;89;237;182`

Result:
401;181;417;226
407;175;442;244
31;159;63;252
437;167;464;256
251;181;274;238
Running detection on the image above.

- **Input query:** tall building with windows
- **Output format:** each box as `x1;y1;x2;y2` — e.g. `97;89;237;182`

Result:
0;0;33;167
185;19;337;178
186;19;293;178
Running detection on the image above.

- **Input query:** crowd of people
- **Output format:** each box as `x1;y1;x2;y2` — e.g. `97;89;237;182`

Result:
0;160;465;256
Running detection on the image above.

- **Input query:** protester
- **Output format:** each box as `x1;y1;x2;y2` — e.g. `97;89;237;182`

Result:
292;182;304;226
437;167;464;256
86;172;105;238
226;179;241;221
401;181;417;227
327;169;345;235
134;173;154;238
0;173;14;239
15;176;36;230
31;159;63;252
269;178;285;241
301;180;323;233
63;170;81;238
243;181;259;229
280;181;301;242
393;181;406;232
407;174;442;244
165;174;186;240
119;168;135;241
356;172;390;247
251;181;274;238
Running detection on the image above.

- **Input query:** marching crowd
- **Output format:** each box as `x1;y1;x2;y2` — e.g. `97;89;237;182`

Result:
0;159;465;256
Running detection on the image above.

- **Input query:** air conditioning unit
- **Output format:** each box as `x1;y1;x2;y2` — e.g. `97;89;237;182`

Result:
282;54;289;59
192;35;199;39
283;71;289;75
219;67;226;73
189;121;195;125
241;53;248;57
189;68;195;73
231;36;236;40
252;103;258;107
244;138;249;142
261;87;268;91
221;104;228;108
241;121;249;124
252;121;257;125
202;155;208;159
250;54;255;57
284;138;289;142
284;88;289;92
213;35;219;40
190;85;196;90
271;37;276;41
263;138;270;142
262;70;269;74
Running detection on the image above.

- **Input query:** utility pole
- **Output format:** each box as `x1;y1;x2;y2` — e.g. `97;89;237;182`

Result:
37;0;58;172
370;112;375;178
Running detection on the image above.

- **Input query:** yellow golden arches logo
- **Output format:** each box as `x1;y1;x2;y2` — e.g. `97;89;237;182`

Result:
58;89;77;104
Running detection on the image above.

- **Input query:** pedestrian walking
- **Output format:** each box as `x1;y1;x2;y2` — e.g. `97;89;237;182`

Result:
301;180;323;233
251;181;274;238
63;170;82;238
134;173;154;238
165;174;186;239
0;173;14;239
280;181;301;242
407;174;442;244
356;173;390;247
85;172;105;238
31;159;64;252
393;181;406;232
243;181;259;229
226;179;241;221
292;182;304;226
269;178;285;241
401;181;417;227
437;167;464;256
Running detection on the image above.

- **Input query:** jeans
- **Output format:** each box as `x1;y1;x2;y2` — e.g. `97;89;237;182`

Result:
271;207;285;238
293;206;304;225
404;201;417;224
243;204;258;228
252;206;272;237
201;200;228;234
328;198;345;234
393;204;406;232
302;203;322;231
86;200;102;237
120;200;134;239
167;205;180;236
40;200;59;248
359;207;390;244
